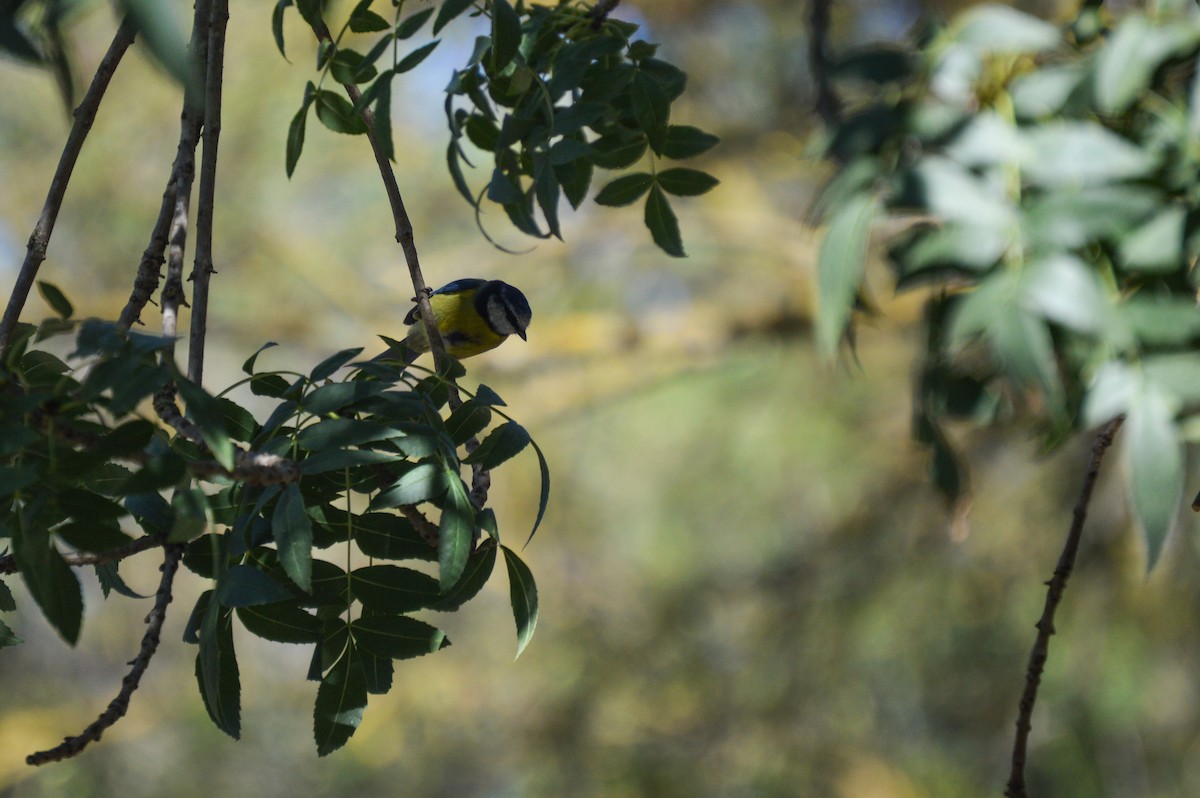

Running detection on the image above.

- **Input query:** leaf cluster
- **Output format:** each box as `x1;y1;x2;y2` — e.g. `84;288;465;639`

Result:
0;291;543;755
815;2;1200;565
277;0;719;256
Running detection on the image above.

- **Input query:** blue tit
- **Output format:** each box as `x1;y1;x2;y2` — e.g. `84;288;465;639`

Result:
376;278;531;364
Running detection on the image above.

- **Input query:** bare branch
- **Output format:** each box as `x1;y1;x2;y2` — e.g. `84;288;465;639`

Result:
187;0;229;385
0;18;137;356
1005;415;1125;798
25;544;185;765
116;178;175;330
588;0;621;29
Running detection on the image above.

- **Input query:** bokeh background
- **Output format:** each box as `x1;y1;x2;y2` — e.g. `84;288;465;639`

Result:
4;1;1200;796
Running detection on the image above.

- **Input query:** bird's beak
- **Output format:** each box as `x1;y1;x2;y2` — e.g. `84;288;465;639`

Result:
517;330;527;341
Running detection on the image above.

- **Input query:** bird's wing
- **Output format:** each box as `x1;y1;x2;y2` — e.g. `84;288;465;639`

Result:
403;278;486;325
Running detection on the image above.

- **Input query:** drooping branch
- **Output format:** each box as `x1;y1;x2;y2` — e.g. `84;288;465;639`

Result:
1005;415;1125;798
0;534;164;576
25;544;185;765
0;17;137;356
187;0;229;385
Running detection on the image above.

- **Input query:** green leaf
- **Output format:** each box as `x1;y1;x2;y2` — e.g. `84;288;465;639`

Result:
631;70;670;154
396;39;440;74
462;421;530;469
351;614;450;659
501;544;538;658
197;606;241;739
490;0;522;73
434;0;476;34
176;377;236;471
438;474;474;589
661;125;720;160
816;192;876;358
1095;16;1200;116
954;4;1060;53
1127;379;1183;569
349;7;390;33
169;487;210;543
525;437;551;544
303;381;388;415
351;565;440;612
55;522;134;554
36;281;73;319
1021;255;1110;333
13;525;83;645
117;0;199;94
272;0;292;60
432;543;497;611
273;484;313;592
301;449;405;475
1019;123;1157;187
445;400;493;445
315;644;368;756
216;565;294;608
242;341;279;375
656;168;719;197
330;48;376;85
370;462;446;509
0;578;15;611
295;0;324;29
590;135;648;170
237;602;321;644
315;89;369;135
360;651;393;694
0;618;20;648
95;561;151;600
297;418;398;451
644;184;685;257
354;513;436;561
397;7;435;39
1011;64;1086;120
1119;205;1186;274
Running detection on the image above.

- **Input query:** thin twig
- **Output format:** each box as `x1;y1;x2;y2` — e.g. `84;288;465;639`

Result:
308;21;451;376
187;0;229;385
808;0;842;132
119;0;208;335
25;544;185;765
116;178;175;330
0;535;164;576
0;18;137;356
1005;415;1125;798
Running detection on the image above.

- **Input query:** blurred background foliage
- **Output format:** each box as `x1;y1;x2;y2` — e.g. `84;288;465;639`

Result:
4;0;1200;796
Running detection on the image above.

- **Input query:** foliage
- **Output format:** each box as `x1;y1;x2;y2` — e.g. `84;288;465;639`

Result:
816;1;1200;566
0;297;544;754
275;0;720;256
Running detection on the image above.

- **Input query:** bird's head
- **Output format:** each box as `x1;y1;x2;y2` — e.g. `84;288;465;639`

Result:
481;281;532;340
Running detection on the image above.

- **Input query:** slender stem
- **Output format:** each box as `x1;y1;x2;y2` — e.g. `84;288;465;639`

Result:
119;0;209;332
1005;415;1125;798
187;0;229;384
809;0;842;132
25;544;184;765
308;21;450;374
0;18;137;356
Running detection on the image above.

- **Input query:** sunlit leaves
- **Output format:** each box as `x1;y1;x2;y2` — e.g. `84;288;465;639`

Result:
816;0;1200;568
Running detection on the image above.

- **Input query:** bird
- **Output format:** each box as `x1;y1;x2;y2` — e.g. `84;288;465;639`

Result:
374;278;531;364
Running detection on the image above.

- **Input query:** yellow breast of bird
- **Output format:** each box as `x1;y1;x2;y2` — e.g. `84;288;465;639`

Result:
406;289;507;358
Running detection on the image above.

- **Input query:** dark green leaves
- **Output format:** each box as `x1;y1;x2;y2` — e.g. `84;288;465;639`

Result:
440;2;716;255
37;281;73;319
273;484;313;592
816;193;876;358
502;545;538;658
314;646;367;756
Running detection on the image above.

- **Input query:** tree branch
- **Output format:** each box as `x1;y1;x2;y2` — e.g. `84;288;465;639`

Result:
308;20;451;376
187;0;229;385
1005;415;1125;798
0;17;137;356
116;178;175;330
25;543;185;765
0;535;164;576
